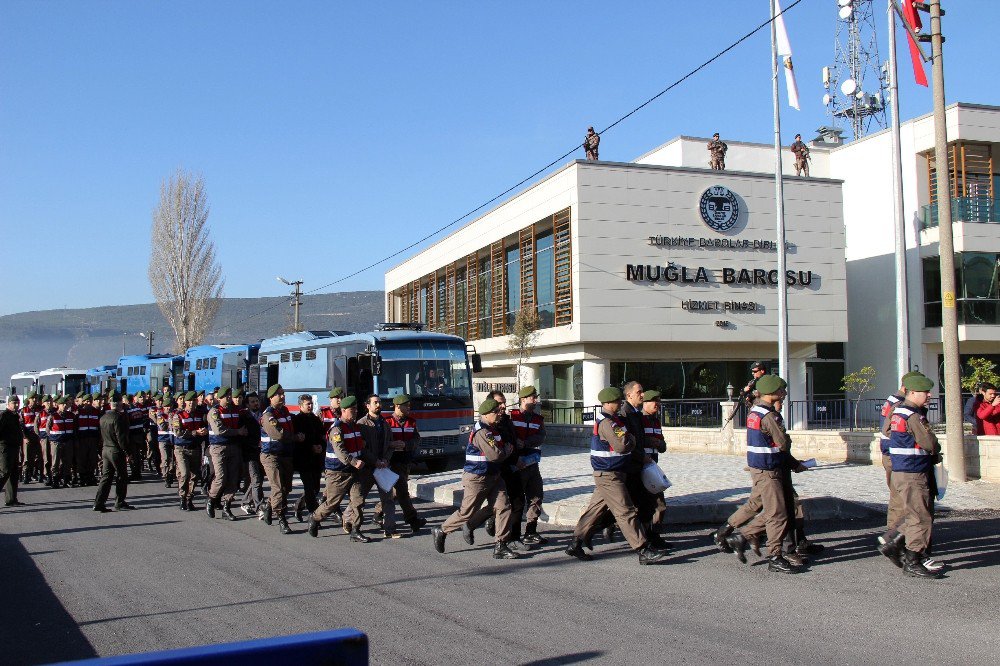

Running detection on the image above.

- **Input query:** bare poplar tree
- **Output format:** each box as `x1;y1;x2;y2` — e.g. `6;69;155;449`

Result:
506;307;540;391
148;169;224;353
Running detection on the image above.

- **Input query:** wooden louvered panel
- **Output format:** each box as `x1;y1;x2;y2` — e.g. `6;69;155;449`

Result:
490;241;506;337
466;254;479;340
410;280;420;323
553;208;573;327
446;263;456;334
426;272;436;330
386;292;392;323
519;225;535;310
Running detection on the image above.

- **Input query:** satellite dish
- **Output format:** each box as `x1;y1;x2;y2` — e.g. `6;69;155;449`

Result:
823;93;832;106
841;78;857;95
838;0;852;7
856;89;866;100
839;5;853;19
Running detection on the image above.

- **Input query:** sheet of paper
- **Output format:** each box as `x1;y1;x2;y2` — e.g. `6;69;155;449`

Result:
373;466;400;494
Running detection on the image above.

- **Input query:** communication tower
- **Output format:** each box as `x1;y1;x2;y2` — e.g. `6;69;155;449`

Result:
822;0;887;140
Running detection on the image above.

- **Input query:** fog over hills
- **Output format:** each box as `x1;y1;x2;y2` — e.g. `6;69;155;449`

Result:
0;291;383;386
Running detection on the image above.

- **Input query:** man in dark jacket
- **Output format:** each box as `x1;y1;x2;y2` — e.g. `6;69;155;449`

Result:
94;392;134;512
1;395;25;506
291;394;325;522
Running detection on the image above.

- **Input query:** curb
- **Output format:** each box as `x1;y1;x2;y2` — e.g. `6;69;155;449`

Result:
407;476;884;527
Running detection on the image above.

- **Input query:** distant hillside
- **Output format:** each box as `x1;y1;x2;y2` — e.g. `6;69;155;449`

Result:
0;291;383;386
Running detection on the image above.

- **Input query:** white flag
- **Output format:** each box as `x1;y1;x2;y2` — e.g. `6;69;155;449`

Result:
774;0;800;110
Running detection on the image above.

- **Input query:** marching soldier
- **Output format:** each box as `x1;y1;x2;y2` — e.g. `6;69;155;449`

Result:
320;387;344;434
38;395;54;485
708;132;727;170
76;394;101;486
291;394;325;522
172;391;204;511
432;397;519;560
790;133;810;176
238;390;265;515
308;395;373;542
566;387;668;565
20;393;43;483
583;126;600;161
47;396;77;488
145;393;163;477
153;396;176;487
259;384;304;534
877;373;943;579
93;391;134;512
374;394;427;533
640;390;668;531
206;387;247;520
124;392;147;480
1;395;25;506
875;371;918;561
720;375;798;573
356;394;397;538
509;385;547;545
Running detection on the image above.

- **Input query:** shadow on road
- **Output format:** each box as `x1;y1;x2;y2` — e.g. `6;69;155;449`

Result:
0;533;97;665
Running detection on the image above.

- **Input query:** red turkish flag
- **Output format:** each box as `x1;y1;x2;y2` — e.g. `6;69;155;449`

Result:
902;0;928;86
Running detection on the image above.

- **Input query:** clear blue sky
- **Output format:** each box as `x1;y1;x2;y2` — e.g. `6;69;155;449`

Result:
2;0;996;315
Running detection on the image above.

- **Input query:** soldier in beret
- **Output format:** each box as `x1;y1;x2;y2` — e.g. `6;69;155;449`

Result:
876;373;944;578
93;392;134;512
308;395;374;542
38;394;55;486
205;387;247;520
508;385;548;545
432;397;520;560
76;393;101;486
19;392;44;484
153;395;176;487
259;384;304;534
172;391;206;511
47;395;77;489
719;375;798;573
566;387;668;565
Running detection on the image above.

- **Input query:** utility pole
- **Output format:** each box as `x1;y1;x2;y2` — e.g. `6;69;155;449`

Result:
926;0;966;482
277;277;304;333
769;0;789;418
139;331;155;354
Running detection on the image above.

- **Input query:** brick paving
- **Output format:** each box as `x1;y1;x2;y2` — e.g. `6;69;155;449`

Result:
408;445;1000;526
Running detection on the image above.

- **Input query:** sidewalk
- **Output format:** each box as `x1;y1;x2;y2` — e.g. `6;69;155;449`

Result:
408;446;1000;526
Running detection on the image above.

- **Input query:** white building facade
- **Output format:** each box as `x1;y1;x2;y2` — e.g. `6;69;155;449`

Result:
385;142;848;426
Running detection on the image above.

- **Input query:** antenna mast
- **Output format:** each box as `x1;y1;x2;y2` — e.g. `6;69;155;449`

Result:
824;0;888;140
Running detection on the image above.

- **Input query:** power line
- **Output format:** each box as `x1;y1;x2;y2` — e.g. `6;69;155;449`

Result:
230;0;806;330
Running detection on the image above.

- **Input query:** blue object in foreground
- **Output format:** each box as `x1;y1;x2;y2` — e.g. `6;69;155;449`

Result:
57;629;368;666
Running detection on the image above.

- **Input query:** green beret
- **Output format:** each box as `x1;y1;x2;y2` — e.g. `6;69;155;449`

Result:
340;395;357;409
27;391;37;399
163;398;174;408
598;387;623;403
232;388;244;398
76;391;85;398
266;384;283;399
108;391;122;402
184;390;197;401
478;398;498;415
43;395;53;402
329;387;345;398
197;390;205;397
518;385;538;399
903;373;934;392
392;393;411;406
642;389;661;402
55;396;69;405
755;374;787;396
81;394;92;403
216;386;231;398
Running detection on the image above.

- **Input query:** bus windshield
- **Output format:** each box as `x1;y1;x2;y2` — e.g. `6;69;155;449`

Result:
375;341;471;404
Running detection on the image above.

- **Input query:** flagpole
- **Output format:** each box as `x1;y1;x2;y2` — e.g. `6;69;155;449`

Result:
770;0;790;406
887;0;910;379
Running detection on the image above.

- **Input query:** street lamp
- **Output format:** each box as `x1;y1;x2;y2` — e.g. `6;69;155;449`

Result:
277;276;304;333
138;331;154;354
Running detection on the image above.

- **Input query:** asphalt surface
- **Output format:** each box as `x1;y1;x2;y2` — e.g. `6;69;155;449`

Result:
2;476;999;666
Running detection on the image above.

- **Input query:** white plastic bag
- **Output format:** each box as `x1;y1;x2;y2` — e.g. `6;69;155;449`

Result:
935;463;947;501
641;462;672;494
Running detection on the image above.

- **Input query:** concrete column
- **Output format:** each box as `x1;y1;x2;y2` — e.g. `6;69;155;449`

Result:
582;359;610;407
518;363;539;393
787;357;808;431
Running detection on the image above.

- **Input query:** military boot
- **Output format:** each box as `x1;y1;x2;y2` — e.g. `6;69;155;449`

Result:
205;497;217;518
186;497;196;511
638;544;669;565
485;515;496;537
522;521;548;545
767;555;797;573
901;548;940;579
220;500;236;521
278;516;293;535
565;538;593;561
350;526;372;543
431;527;446;553
726;533;750;563
460;522;475;545
179;497;188;511
308;517;320;538
877;531;905;568
261;503;273;525
493;541;520;560
294;496;307;523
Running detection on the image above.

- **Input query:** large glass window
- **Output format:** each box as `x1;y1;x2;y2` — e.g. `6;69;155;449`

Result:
924;253;1000;326
505;244;520;329
419;285;427;324
535;229;555;329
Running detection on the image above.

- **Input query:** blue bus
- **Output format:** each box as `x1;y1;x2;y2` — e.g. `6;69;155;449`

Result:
117;354;184;395
253;324;480;470
183;344;260;393
86;365;118;395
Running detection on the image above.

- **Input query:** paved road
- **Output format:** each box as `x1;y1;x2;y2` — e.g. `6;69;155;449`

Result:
2;478;999;665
